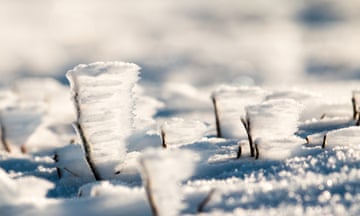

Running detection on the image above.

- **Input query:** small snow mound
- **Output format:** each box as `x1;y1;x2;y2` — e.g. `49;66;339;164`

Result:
1;104;44;152
66;61;140;179
55;144;95;181
324;126;360;149
211;85;266;139
139;148;197;216
0;168;53;206
247;99;303;140
161;117;208;147
255;137;305;160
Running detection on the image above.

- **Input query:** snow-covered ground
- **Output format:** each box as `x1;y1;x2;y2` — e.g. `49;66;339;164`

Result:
1;65;360;215
1;1;360;215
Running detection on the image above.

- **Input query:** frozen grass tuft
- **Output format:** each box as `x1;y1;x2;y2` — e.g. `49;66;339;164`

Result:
66;61;140;180
322;126;360;149
160;117;208;148
246;99;304;159
139;148;197;216
211;85;266;139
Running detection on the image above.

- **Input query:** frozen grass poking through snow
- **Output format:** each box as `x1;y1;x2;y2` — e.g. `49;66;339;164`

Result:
322;126;360;149
160;118;208;148
211;85;266;139
139;149;197;216
66;61;140;180
246;99;304;159
1;105;44;153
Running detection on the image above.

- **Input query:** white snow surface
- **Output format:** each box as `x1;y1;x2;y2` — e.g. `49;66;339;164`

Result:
66;61;140;179
2;76;360;215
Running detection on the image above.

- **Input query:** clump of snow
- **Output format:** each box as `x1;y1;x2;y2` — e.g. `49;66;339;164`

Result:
161;117;208;147
78;181;143;198
133;85;164;131
266;88;352;120
324;126;360;149
1;104;44;153
211;85;266;139
138;148;197;216
55;144;95;182
11;78;74;124
0;168;53;206
0;89;17;110
255;137;304;160
246;99;304;159
247;99;302;140
66;61;140;179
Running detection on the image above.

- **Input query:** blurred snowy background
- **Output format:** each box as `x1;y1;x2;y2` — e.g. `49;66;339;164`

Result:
1;0;360;86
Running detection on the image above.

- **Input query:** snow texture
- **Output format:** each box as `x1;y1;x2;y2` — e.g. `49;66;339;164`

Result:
66;61;140;179
211;85;266;139
139;148;197;216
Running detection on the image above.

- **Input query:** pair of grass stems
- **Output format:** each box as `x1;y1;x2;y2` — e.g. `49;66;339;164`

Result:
212;95;259;160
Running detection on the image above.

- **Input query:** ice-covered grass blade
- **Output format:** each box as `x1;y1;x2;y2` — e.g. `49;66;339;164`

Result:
139;149;197;216
0;105;43;153
66;61;140;180
160;118;208;147
246;99;304;160
211;85;266;139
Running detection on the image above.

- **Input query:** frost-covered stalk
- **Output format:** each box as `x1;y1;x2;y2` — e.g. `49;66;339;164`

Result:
211;95;222;138
197;188;216;213
321;134;327;149
322;127;360;149
66;62;140;180
0;105;43;154
160;118;207;147
139;149;196;216
246;99;303;160
352;91;360;120
160;128;166;149
0;119;11;153
211;86;265;140
241;113;254;157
